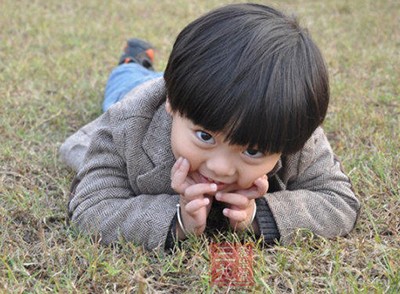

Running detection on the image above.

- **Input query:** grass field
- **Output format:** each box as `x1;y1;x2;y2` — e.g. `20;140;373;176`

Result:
1;0;399;292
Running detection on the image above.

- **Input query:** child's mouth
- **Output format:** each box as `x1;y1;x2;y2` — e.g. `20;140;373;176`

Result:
198;173;227;191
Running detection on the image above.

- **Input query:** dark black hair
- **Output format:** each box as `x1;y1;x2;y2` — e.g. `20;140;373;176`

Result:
164;3;329;154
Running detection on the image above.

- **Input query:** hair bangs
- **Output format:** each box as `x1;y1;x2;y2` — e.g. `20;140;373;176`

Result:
176;55;291;155
221;66;289;155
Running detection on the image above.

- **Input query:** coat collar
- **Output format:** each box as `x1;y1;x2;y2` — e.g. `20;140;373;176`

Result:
137;103;176;195
141;103;175;166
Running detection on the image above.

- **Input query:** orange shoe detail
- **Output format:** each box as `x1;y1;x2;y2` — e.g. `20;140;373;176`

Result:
145;48;155;63
124;57;132;64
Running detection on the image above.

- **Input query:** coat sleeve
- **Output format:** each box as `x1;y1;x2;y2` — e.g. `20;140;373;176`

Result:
67;110;179;251
260;127;361;244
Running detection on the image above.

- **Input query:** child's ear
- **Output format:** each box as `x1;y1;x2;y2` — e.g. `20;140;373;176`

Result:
165;98;173;114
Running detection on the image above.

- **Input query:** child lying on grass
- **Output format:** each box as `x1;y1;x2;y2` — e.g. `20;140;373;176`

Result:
60;3;360;250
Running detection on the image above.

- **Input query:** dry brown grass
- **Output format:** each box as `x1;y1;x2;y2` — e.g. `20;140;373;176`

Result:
1;0;399;292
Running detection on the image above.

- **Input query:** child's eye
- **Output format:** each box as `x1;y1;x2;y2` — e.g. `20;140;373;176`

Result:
195;131;215;144
243;149;264;158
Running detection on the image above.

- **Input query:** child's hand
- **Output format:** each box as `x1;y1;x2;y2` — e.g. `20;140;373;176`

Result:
215;175;269;232
171;157;216;238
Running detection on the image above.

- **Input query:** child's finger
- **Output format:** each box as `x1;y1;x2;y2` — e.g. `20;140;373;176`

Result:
235;175;269;199
233;186;262;200
185;197;210;214
170;157;190;193
183;183;217;202
253;175;269;195
215;192;249;208
222;207;247;223
170;157;184;177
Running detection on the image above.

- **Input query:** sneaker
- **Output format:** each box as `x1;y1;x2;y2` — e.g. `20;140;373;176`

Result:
118;38;155;70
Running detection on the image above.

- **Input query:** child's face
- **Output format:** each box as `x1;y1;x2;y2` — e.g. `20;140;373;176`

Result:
166;102;281;193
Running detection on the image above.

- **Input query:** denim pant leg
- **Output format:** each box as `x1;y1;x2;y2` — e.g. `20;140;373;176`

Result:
103;63;163;112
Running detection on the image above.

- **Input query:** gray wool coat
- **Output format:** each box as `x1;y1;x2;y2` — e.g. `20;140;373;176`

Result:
60;77;361;251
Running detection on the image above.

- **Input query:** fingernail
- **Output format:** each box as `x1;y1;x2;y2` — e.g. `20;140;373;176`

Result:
210;183;217;191
215;192;221;200
222;208;228;217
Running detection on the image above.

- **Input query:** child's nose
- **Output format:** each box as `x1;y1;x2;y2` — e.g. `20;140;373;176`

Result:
206;154;236;177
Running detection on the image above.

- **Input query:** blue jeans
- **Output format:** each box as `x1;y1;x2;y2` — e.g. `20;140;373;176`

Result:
103;63;163;112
